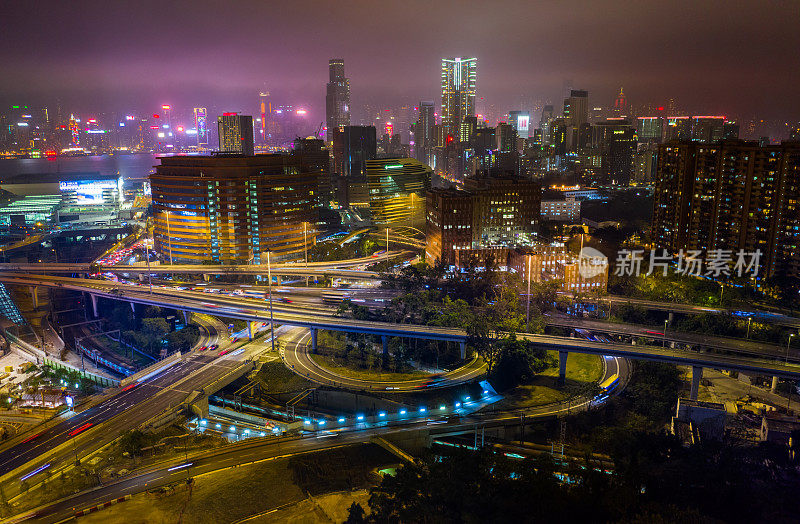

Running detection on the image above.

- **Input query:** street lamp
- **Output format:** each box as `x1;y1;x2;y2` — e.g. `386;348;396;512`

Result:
144;235;153;294
786;333;795;365
663;319;668;348
526;254;532;325
164;210;173;265
303;222;309;287
746;317;752;339
267;250;275;353
718;282;724;306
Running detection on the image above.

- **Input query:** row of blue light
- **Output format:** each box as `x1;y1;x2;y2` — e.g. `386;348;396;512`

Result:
303;393;485;427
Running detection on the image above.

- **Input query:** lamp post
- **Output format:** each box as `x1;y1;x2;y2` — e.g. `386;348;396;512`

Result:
144;236;152;294
267;250;275;353
746;317;752;339
718;282;724;306
386;227;390;266
526;254;532;325
663;319;668;348
787;333;795;365
165;210;173;265
303;222;309;287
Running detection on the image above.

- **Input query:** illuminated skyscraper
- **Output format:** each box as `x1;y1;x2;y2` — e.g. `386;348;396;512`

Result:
217;113;254;156
415;101;436;167
193;107;208;147
325;58;351;141
259;90;270;143
612;87;627;115
441;57;477;141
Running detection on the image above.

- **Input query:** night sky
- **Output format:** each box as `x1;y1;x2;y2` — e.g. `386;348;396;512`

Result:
2;0;799;121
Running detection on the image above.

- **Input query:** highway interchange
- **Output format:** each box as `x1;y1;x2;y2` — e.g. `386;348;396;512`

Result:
0;252;798;521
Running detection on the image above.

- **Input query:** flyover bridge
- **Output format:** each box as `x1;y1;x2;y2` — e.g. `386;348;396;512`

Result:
2;272;800;394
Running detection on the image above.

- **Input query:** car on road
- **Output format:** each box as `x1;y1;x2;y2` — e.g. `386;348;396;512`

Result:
208;344;219;351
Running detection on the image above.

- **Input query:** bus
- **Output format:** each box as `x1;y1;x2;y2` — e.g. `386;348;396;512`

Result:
598;373;619;393
321;292;349;305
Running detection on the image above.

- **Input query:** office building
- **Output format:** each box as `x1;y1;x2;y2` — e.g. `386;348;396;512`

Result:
217;113;254;156
563;90;589;128
426;176;540;264
366;158;432;228
150;155;316;264
651;139;800;280
325;58;351;141
425;188;475;266
591;119;636;185
665;116;691;141
508;111;531;138
541;196;580;222
331;126;376;208
441;57;477;141
292;137;331;210
415;101;436;167
636;116;664;143
691;116;725;143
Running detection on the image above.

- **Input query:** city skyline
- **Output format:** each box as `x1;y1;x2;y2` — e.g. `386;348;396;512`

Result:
1;1;799;122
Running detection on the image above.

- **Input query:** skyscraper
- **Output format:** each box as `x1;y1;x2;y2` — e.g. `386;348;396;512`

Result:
193;107;208;147
259;90;270;143
325;58;351;141
415;101;436;167
217;113;254;156
563;90;589;128
441;57;477;141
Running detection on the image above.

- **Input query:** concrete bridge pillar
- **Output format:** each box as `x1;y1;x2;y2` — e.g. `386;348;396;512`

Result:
690;366;703;400
668;311;674;327
311;328;317;353
202;273;210;282
131;302;136;315
771;376;779;393
90;293;99;318
382;335;388;357
558;351;568;385
182;310;190;325
29;286;39;309
460;341;466;359
248;321;257;340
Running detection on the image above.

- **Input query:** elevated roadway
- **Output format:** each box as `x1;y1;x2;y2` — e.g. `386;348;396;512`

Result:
2;272;800;380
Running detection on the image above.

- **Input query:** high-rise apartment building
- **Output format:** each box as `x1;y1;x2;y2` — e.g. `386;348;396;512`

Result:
150;155;316;264
441;57;477;141
651;139;800;280
217;113;254;155
325;58;351;141
366;158;432;228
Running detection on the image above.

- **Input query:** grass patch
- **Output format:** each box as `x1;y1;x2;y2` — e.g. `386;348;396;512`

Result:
310;353;430;382
489;352;604;411
254;359;315;393
75;444;395;524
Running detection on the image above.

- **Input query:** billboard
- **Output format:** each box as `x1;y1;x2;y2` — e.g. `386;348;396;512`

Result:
59;179;119;205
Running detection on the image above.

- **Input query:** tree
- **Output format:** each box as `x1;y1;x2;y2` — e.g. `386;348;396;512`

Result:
344;502;366;523
119;429;148;456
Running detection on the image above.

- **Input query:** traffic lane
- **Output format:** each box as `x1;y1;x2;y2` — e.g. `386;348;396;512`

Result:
29;431;375;523
548;317;791;358
0;357;208;476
